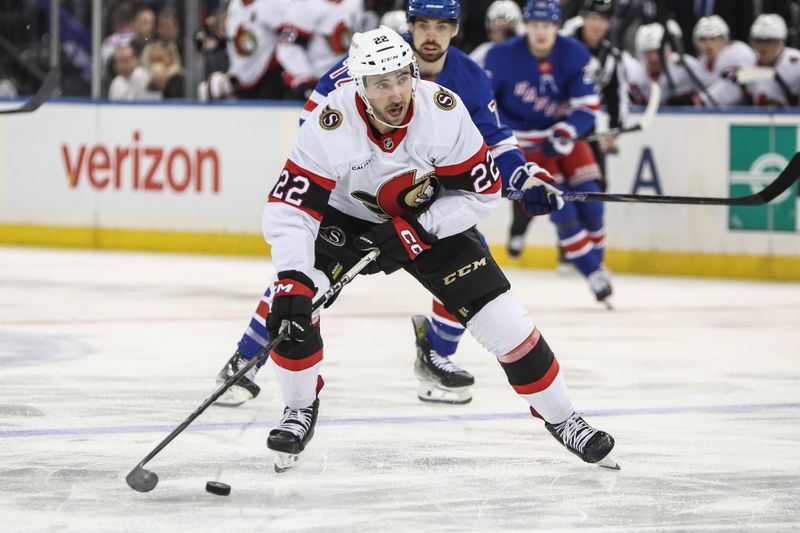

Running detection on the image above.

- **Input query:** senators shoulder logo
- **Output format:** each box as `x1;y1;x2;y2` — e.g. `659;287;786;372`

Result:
434;88;457;111
319;105;343;131
352;169;440;219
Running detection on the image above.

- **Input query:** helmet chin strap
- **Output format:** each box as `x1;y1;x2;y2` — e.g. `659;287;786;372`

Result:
359;79;419;130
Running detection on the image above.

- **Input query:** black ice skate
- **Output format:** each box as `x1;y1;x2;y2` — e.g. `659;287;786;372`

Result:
267;398;320;473
411;315;474;404
587;268;613;309
545;412;619;470
214;352;261;407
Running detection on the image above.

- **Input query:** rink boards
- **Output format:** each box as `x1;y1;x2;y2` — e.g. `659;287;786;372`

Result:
0;100;798;279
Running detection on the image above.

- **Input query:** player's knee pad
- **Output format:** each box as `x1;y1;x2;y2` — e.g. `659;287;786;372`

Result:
573;181;605;228
465;291;534;357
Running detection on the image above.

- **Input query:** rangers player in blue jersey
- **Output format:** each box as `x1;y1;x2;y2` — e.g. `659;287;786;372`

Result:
214;0;563;408
486;0;614;306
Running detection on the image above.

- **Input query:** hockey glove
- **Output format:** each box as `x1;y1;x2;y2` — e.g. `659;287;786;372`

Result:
266;270;317;344
542;122;577;157
508;163;564;216
354;214;437;267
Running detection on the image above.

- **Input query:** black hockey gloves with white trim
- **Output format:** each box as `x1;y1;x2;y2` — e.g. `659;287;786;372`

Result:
267;270;317;344
355;214;438;267
507;163;565;216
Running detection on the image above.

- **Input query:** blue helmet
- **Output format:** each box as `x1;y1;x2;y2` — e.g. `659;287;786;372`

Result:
407;0;461;21
523;0;562;23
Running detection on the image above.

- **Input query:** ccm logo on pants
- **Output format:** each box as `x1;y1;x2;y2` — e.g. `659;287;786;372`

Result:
443;257;488;286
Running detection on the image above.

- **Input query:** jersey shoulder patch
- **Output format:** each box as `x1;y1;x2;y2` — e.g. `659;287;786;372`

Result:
433;87;457;111
319;104;344;131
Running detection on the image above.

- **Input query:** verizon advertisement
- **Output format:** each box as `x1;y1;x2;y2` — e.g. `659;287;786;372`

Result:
1;102;298;232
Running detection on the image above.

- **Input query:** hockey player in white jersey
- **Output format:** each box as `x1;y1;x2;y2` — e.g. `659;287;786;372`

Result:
276;0;353;98
207;0;290;100
692;15;756;106
259;26;617;472
745;14;800;107
628;22;706;105
469;0;525;68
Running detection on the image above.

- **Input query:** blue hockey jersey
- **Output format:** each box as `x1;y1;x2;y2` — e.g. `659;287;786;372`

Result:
484;34;600;151
301;42;526;190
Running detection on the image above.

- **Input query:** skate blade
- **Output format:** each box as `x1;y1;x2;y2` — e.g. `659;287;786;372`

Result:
600;299;614;311
595;453;620;470
213;385;255;407
416;381;472;404
273;452;300;473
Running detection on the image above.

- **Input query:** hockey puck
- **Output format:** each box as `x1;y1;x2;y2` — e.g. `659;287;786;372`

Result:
205;481;231;496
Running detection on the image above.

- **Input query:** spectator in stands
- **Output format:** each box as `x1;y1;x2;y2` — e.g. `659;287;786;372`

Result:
108;43;160;100
130;6;157;56
101;1;136;66
157;7;183;58
142;41;186;98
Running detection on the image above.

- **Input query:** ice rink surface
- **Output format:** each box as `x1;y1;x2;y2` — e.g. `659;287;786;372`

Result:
1;246;799;532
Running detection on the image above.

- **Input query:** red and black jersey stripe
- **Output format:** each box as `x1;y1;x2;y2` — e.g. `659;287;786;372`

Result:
435;143;501;195
267;159;336;221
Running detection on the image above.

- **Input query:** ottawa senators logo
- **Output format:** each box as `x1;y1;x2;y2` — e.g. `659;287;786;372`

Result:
352;170;440;219
234;26;257;56
319;105;343;131
434;88;457;111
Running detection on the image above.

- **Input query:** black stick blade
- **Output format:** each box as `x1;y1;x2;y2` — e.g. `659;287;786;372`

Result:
126;466;159;492
752;152;800;205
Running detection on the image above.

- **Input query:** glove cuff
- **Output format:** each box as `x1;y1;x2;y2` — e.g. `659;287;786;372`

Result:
274;270;316;298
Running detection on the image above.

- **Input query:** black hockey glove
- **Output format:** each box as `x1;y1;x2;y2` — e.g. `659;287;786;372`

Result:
354;214;437;267
266;270;317;344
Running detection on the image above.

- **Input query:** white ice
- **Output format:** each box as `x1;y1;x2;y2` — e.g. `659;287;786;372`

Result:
1;247;799;532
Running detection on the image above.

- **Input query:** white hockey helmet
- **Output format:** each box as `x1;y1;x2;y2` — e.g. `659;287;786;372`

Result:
635;23;664;54
348;26;419;125
750;14;787;41
379;10;409;36
486;1;524;35
693;15;729;45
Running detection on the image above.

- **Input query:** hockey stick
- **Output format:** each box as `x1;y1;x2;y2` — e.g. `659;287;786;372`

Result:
561;152;800;205
585;84;661;142
0;68;60;115
125;249;381;493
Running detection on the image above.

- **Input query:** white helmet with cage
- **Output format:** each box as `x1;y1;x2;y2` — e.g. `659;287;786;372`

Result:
693;15;729;45
486;1;524;35
750;14;787;41
347;26;420;127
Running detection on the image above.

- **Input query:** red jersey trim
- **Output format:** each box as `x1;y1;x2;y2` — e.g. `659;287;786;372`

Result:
435;143;489;176
284;159;336;191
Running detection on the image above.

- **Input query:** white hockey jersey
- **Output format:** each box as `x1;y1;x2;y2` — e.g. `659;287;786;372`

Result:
276;0;352;87
225;0;290;88
747;47;800;106
262;81;502;276
697;41;756;106
626;52;705;105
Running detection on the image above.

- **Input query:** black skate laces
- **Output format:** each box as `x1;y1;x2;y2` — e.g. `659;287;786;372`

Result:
277;406;314;439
